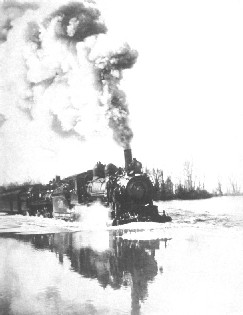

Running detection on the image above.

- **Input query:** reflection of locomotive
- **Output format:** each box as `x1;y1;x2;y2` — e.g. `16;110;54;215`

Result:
18;231;168;313
0;148;172;225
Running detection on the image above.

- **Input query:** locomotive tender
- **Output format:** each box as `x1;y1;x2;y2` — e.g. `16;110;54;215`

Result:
0;149;172;225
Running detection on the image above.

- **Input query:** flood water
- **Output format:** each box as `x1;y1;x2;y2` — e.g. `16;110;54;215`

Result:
1;196;243;315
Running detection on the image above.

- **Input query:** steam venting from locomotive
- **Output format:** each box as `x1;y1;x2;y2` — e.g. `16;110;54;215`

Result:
0;0;138;184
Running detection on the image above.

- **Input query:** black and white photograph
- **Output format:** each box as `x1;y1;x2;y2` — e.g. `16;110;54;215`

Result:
0;0;243;314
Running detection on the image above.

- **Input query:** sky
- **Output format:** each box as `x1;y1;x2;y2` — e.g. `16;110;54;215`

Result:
0;0;243;192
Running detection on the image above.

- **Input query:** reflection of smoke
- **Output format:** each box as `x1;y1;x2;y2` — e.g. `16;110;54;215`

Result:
0;1;137;184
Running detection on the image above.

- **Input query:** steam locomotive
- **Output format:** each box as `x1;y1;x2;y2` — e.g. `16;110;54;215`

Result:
0;149;172;225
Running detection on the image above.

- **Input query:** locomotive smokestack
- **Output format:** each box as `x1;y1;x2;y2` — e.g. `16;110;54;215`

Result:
124;148;132;171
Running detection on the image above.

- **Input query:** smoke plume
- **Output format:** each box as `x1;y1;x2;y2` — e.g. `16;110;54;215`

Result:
0;0;137;184
92;42;138;148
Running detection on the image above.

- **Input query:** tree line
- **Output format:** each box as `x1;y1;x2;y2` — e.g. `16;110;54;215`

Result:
145;161;212;201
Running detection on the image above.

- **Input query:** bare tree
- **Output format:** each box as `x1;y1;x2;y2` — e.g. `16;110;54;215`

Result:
183;161;194;191
228;178;241;195
216;181;223;196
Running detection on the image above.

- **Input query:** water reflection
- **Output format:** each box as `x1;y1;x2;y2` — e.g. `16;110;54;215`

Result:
0;231;171;315
33;232;168;315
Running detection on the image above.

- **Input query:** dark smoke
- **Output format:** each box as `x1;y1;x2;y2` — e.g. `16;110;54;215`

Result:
104;46;138;71
45;2;107;42
109;91;134;147
0;0;39;42
95;44;138;148
96;44;138;84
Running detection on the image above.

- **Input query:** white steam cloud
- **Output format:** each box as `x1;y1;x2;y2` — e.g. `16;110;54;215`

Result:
0;0;138;185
